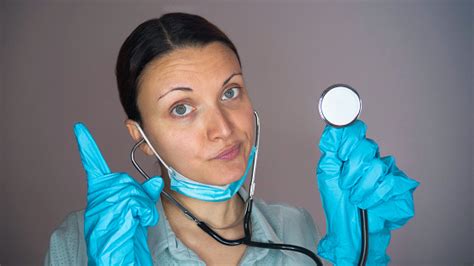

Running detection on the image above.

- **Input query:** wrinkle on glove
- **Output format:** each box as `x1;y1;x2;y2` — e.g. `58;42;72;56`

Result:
74;123;164;266
316;120;419;266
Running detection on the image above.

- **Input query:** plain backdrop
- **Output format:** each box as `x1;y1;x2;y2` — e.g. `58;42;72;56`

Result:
1;0;473;265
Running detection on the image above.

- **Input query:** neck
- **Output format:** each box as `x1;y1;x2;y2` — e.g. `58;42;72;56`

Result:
162;186;245;229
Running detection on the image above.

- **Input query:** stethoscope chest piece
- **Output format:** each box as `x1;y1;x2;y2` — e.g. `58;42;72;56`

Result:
319;84;362;128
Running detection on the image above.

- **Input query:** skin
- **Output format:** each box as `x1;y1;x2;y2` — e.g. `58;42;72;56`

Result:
125;42;254;265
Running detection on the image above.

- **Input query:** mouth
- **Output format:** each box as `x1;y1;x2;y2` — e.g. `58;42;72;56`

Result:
213;143;241;160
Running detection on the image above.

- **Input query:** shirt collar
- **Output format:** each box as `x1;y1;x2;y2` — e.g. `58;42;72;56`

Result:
239;188;298;262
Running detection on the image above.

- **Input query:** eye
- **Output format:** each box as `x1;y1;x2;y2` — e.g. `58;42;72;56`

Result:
221;87;240;101
171;103;193;117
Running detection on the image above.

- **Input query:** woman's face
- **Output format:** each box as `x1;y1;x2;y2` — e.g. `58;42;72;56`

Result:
128;42;254;186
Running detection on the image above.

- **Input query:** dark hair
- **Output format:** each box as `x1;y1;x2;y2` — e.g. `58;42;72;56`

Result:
115;13;242;123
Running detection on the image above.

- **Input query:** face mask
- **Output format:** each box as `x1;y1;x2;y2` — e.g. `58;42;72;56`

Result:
133;122;257;202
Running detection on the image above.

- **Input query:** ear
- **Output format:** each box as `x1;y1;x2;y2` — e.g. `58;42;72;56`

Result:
124;119;154;156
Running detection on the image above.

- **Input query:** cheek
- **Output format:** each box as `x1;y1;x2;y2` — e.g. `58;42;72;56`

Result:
150;124;202;165
236;106;255;142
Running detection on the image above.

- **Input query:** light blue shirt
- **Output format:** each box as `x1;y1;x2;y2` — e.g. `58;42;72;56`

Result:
45;189;323;265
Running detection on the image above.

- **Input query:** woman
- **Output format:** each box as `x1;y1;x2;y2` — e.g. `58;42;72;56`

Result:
45;13;418;265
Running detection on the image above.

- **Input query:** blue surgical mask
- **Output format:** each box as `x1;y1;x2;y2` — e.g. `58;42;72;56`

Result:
134;122;257;202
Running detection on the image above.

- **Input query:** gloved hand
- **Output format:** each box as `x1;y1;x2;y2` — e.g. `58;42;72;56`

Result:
316;120;419;266
74;123;164;266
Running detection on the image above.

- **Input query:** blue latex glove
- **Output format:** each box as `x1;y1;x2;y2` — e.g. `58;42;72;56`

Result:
74;123;164;265
316;120;419;266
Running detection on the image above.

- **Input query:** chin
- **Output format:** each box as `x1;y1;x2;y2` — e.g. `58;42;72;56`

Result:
207;165;246;186
203;151;249;185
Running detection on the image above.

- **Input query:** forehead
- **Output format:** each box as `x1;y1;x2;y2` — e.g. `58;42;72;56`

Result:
138;42;241;91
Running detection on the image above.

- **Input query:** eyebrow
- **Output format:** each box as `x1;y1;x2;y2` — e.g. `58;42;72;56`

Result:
157;72;243;102
222;72;242;86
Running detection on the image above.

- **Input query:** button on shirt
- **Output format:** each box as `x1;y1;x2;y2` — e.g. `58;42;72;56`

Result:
45;189;323;265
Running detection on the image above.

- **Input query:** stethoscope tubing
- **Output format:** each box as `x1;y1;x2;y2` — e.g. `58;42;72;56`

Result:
131;139;324;265
358;209;369;266
129;109;366;266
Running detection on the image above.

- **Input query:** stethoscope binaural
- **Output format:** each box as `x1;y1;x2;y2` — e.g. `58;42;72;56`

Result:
130;84;367;266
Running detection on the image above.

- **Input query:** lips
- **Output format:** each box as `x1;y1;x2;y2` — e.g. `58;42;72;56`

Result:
214;143;241;160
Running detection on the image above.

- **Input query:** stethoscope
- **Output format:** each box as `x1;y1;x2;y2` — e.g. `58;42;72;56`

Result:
130;84;367;266
319;84;368;266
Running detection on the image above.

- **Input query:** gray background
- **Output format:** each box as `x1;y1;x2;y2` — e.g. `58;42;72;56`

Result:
1;0;473;265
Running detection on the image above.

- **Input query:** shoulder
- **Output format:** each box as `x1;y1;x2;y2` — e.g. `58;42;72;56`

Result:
44;210;87;265
253;197;321;247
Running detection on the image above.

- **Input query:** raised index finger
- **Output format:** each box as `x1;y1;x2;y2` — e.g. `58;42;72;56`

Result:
74;122;111;179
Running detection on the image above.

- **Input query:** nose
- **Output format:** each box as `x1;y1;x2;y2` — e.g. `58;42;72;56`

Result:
206;107;233;141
